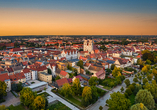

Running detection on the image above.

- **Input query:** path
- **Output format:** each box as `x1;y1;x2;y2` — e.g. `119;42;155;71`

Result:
46;87;80;110
96;85;109;91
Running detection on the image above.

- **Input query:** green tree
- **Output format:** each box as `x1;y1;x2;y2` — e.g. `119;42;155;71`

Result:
152;80;156;85
111;64;115;70
77;60;84;69
128;84;135;92
16;82;23;92
125;88;132;96
91;86;98;103
112;67;121;77
135;89;155;110
147;74;153;82
138;76;142;81
47;68;52;74
33;96;46;110
142;66;149;73
133;77;138;83
115;76;122;85
106;92;131;110
109;82;115;88
124;79;130;87
99;106;103;110
0;81;7;100
146;59;151;65
89;77;98;86
82;86;92;106
152;69;157;81
55;76;60;81
143;82;157;100
72;78;82;95
120;87;124;92
133;84;142;95
130;103;148;110
0;105;6;110
20;88;37;107
143;78;148;84
60;83;73;98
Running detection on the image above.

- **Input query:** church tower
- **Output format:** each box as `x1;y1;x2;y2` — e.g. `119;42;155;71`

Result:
83;39;93;52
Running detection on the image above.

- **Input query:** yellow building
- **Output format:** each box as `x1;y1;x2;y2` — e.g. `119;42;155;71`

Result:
38;72;52;83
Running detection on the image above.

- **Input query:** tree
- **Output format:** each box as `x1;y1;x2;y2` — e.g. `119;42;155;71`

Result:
0;105;6;110
91;86;98;103
133;84;142;95
138;76;142;81
109;82;115;88
106;92;131;110
115;76;122;85
142;66;148;73
55;76;60;81
120;87;124;92
152;80;156;85
111;64;115;70
112;67;121;77
152;69;157;81
47;68;52;74
77;60;84;69
33;96;46;110
20;88;37;107
16;82;23;92
72;78;82;95
128;84;135;92
124;79;130;87
147;74;153;82
125;88;132;96
89;77;98;86
133;77;138;83
60;83;73;98
99;106;103;110
146;59;151;65
143;82;157;100
130;103;148;110
143;78;148;84
82;86;92;106
106;68;112;74
135;89;155;110
0;81;7;100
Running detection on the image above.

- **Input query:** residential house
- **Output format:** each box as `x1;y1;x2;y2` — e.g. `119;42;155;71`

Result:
0;73;11;92
56;78;69;88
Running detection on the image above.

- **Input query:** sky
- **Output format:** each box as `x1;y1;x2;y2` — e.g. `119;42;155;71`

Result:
0;0;157;36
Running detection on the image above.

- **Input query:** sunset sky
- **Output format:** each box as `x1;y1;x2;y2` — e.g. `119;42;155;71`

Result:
0;0;157;36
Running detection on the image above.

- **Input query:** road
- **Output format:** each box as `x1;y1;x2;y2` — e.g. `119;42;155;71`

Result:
87;74;135;110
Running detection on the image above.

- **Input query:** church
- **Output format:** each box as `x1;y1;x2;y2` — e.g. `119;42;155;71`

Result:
83;39;93;52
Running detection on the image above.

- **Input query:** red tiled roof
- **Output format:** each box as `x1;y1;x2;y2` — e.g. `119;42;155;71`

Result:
0;73;10;82
23;68;30;73
36;66;47;71
10;48;22;52
56;78;69;87
9;72;25;82
7;67;14;73
60;70;68;77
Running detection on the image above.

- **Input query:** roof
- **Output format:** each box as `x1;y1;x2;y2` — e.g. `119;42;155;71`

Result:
79;74;90;80
28;82;47;89
0;73;10;82
75;75;83;80
12;66;23;71
56;78;69;87
95;69;105;79
60;70;68;76
10;48;23;52
23;68;30;73
106;60;115;64
9;72;25;82
65;70;73;73
7;67;14;73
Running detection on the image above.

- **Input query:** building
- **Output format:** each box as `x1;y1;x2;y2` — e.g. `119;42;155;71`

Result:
83;39;93;53
56;78;69;88
38;72;52;83
61;49;78;60
28;82;48;92
59;70;69;78
0;73;11;92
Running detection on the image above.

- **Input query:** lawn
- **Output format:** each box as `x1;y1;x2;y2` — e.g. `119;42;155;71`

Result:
96;87;107;97
48;101;71;110
103;86;112;90
38;92;50;97
67;96;82;107
129;94;135;105
7;104;27;110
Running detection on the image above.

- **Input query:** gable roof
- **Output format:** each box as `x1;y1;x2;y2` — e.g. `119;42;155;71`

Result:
60;70;68;76
56;78;69;87
0;73;10;82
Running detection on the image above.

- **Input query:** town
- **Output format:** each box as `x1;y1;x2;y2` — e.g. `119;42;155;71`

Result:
0;36;157;110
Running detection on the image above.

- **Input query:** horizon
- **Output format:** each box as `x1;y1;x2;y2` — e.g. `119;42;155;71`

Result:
0;0;157;36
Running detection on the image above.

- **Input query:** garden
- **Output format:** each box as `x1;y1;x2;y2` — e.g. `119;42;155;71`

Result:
48;101;71;110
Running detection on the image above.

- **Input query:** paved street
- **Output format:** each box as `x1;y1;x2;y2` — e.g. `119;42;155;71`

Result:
87;74;135;110
0;92;20;107
46;87;80;110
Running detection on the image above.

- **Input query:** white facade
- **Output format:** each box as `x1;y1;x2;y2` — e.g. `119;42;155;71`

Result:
122;51;133;56
24;72;32;81
83;39;93;52
5;79;11;92
32;70;38;80
61;50;78;60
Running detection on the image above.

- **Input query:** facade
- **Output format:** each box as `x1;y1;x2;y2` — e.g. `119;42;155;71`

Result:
83;39;93;52
28;82;48;92
38;72;52;83
0;73;11;92
61;49;78;60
